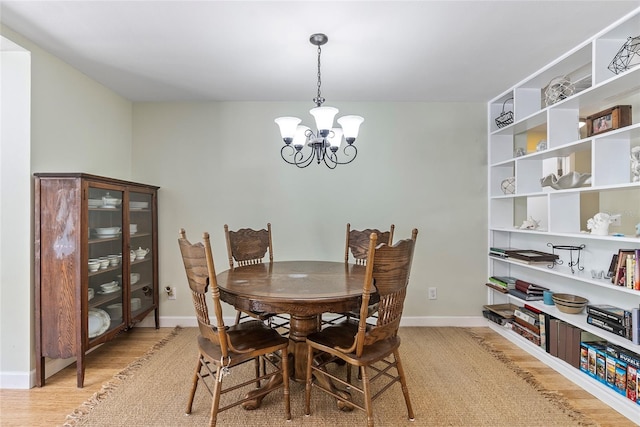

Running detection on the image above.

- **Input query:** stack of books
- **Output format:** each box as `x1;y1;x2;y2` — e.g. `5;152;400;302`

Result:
586;304;640;344
485;276;517;293
505;250;559;265
508;279;548;301
510;305;542;346
488;247;520;259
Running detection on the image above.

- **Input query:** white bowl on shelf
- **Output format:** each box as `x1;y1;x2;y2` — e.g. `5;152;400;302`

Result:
131;273;141;284
88;261;100;272
106;303;123;319
100;281;119;292
95;227;121;236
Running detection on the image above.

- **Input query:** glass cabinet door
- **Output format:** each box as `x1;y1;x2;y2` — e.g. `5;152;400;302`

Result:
87;187;124;339
128;191;155;318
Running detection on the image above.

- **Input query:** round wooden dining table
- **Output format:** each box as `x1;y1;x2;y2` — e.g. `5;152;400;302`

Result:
216;260;367;381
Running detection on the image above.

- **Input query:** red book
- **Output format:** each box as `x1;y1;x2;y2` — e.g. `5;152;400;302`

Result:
515;279;548;294
635;249;639;291
524;304;542;314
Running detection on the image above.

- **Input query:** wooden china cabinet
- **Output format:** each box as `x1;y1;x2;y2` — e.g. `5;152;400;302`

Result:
34;173;160;387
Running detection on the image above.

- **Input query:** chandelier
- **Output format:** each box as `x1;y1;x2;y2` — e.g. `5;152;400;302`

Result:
275;33;364;169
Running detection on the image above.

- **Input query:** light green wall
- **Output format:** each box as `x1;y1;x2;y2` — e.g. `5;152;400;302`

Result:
132;101;488;319
0;25;133;388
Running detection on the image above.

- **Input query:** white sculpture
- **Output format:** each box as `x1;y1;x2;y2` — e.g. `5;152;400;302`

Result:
540;171;591;190
587;212;613;236
518;217;540;230
631;146;640;182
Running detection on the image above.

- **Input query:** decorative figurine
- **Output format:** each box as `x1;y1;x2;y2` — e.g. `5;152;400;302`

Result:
518;217;540;230
587;212;613;236
631;146;640;182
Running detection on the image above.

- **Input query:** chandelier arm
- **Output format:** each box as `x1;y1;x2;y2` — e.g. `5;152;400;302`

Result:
293;147;316;168
322;148;339;169
280;145;301;165
330;144;358;165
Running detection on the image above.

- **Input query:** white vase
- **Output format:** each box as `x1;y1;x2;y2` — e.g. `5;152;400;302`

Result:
590;225;610;236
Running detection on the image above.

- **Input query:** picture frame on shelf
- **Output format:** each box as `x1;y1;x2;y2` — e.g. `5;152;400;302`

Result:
613;249;635;286
585;105;632;137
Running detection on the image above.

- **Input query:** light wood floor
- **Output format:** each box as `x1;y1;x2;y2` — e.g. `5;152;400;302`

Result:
0;327;636;426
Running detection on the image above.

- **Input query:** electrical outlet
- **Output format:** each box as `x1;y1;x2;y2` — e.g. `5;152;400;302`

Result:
166;286;176;300
428;287;437;300
610;214;621;226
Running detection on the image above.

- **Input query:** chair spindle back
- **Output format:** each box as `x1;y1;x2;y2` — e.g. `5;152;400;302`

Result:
345;223;395;265
225;223;273;268
178;229;229;356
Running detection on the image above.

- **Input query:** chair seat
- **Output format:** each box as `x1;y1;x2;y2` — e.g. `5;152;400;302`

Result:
307;320;401;366
198;320;288;367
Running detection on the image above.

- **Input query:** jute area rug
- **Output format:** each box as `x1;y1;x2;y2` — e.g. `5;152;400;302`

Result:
64;327;598;426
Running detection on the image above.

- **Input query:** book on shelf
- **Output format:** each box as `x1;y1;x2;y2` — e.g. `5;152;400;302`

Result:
505;250;559;264
538;311;547;350
510;320;541;346
607;253;619;281
586;304;629;326
489;251;509;259
635;249;640;291
586;315;629;339
524;304;542;314
514;279;548;295
488;276;517;289
485;282;509;294
633;307;639;345
514;306;539;326
508;288;544;301
489;247;520;254
513;316;540;335
548;318;560;357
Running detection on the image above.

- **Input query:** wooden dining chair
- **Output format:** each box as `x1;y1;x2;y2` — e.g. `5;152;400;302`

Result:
305;229;418;427
178;229;291;427
224;223;289;333
324;223;395;326
344;223;395;265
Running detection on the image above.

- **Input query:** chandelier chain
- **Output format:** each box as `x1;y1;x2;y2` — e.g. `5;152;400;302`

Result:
314;45;325;106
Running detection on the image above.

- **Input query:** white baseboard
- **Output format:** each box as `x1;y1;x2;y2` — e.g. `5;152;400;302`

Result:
3;315;485;389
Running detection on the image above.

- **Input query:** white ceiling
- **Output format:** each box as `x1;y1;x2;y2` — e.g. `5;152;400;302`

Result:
1;1;639;103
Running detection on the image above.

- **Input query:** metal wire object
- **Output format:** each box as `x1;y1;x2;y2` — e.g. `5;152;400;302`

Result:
544;76;575;106
494;98;514;128
547;243;585;274
608;35;640;75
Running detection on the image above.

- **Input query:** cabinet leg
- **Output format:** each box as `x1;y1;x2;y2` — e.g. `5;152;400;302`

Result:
76;353;85;388
36;355;45;387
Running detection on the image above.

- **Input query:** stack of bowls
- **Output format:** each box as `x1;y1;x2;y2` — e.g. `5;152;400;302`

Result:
551;293;588;314
88;259;100;272
106;303;123;320
98;257;110;270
